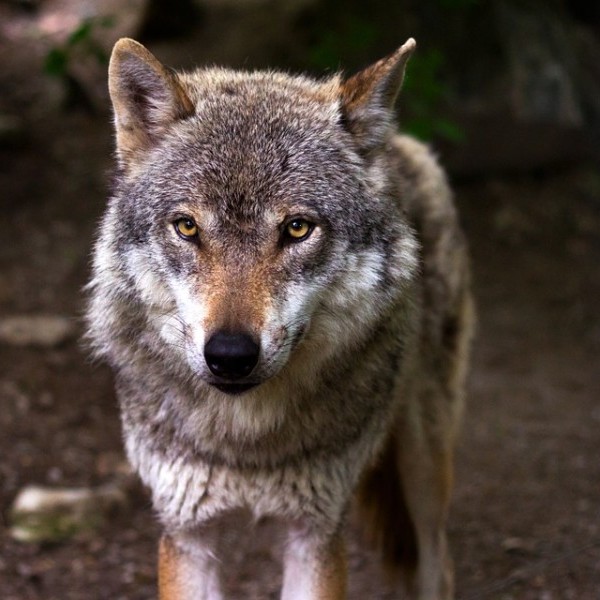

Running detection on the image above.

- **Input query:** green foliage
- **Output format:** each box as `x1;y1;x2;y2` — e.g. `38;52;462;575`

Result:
308;15;378;71
402;49;465;143
44;47;68;78
44;16;115;78
305;1;467;143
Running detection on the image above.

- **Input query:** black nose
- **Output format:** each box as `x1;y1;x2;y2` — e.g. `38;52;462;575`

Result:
204;331;260;380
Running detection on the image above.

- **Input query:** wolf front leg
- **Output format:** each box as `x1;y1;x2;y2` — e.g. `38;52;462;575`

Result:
281;527;347;600
159;530;224;600
399;416;456;600
400;455;454;600
356;422;455;600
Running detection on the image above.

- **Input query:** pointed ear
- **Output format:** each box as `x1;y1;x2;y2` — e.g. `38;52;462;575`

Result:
340;38;416;152
108;38;194;168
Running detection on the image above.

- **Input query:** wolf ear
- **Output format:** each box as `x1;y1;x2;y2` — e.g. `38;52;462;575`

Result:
108;38;194;168
340;38;416;152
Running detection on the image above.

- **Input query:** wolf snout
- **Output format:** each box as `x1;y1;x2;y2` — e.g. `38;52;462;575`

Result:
204;331;260;380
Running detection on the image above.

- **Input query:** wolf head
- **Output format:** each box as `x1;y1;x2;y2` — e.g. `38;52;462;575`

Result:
87;39;419;396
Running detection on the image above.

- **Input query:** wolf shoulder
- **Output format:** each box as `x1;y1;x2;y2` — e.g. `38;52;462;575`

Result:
386;134;455;224
387;133;473;358
387;133;468;268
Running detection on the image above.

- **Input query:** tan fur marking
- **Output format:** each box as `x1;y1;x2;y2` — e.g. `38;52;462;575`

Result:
203;259;272;336
315;534;348;600
158;535;185;600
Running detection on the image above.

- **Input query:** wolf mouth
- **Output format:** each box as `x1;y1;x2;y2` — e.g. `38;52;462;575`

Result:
211;382;260;395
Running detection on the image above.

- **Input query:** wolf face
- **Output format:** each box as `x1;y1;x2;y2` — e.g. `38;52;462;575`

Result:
88;39;418;397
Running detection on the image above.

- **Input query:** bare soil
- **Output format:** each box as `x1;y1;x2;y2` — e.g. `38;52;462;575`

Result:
1;13;599;600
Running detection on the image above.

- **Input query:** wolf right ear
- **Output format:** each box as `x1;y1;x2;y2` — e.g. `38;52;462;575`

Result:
108;38;194;168
340;38;416;152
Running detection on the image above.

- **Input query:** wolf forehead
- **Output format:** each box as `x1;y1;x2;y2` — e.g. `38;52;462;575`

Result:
170;72;353;167
126;72;366;219
179;68;345;138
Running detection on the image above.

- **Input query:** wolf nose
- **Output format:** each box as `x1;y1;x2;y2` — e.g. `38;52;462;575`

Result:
204;331;260;380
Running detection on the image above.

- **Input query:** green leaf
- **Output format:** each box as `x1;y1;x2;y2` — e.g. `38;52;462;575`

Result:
67;20;93;47
404;118;435;142
434;119;466;143
44;48;68;77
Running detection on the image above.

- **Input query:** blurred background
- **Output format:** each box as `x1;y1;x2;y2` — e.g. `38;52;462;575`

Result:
0;0;599;598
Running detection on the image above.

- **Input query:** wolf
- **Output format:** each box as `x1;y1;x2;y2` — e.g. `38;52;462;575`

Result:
86;36;474;600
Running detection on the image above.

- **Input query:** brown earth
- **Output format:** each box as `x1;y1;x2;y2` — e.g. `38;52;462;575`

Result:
1;12;599;600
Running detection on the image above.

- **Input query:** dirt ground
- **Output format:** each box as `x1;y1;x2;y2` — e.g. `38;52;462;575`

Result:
1;16;600;600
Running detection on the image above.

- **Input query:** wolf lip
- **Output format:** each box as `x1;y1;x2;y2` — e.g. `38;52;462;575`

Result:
212;382;259;395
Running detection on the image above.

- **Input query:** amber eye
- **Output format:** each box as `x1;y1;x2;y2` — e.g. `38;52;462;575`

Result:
174;217;199;240
284;219;313;242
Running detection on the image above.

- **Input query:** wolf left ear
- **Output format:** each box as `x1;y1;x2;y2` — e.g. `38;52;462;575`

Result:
340;38;416;151
108;38;194;168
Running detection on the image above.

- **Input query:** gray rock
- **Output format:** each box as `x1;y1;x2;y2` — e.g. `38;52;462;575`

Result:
497;3;583;126
9;483;129;543
0;315;76;347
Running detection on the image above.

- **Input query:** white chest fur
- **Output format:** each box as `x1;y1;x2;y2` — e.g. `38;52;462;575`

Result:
126;432;373;534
